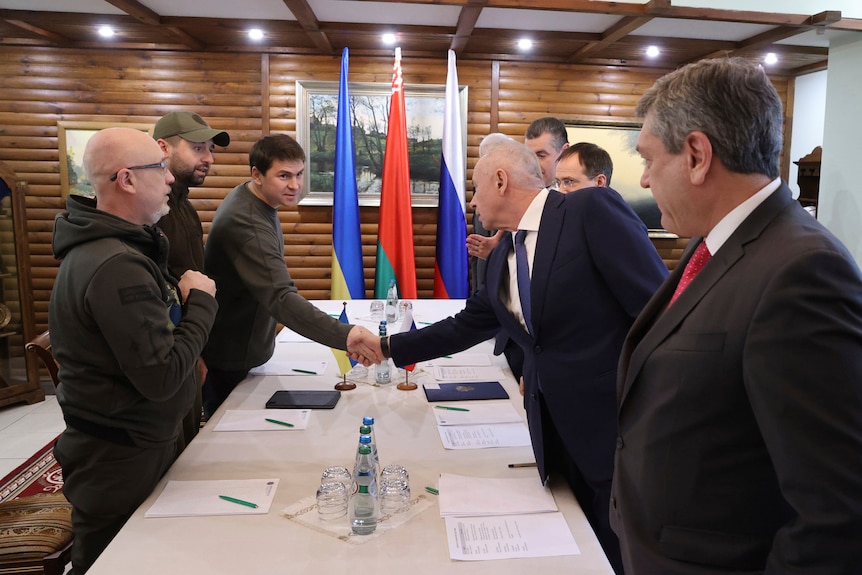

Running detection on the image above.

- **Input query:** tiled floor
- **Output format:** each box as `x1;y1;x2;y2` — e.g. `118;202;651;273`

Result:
0;394;64;480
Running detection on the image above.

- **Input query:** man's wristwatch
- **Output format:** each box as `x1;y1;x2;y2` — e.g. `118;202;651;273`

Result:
380;336;391;359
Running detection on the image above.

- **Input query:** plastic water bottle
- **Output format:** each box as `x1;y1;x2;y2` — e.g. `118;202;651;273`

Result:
375;322;391;385
360;424;379;470
385;279;398;323
363;416;379;466
350;443;378;535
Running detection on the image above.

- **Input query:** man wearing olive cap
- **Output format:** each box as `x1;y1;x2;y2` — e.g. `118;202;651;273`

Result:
153;111;229;448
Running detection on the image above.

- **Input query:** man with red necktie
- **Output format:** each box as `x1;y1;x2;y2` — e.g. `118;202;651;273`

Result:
611;57;862;574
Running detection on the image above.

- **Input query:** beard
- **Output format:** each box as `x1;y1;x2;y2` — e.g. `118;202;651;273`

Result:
172;163;208;187
149;201;171;226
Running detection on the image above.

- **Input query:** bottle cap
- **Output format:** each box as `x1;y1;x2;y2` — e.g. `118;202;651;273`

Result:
359;445;372;454
359;434;371;444
360;425;371;434
363;416;375;426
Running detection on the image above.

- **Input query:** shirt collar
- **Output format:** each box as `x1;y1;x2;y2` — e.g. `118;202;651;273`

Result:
705;177;781;255
516;188;549;233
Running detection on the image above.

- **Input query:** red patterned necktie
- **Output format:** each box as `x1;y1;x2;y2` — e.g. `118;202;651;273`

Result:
668;241;712;306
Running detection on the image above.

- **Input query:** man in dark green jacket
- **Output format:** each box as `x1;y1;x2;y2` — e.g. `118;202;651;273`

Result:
50;127;217;574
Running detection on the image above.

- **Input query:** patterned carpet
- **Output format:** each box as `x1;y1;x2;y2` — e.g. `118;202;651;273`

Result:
0;437;63;503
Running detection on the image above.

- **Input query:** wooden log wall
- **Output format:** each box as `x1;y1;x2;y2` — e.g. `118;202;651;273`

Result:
0;46;792;332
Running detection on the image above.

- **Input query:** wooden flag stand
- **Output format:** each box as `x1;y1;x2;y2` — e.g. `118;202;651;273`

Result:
335;373;356;391
397;369;417;391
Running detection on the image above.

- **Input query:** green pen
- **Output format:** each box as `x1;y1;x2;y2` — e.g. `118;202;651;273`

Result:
218;495;258;508
419;321;433;325
425;486;439;495
434;405;470;412
292;368;317;375
265;418;294;428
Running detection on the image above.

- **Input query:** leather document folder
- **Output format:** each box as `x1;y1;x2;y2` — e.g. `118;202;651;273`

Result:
423;381;509;402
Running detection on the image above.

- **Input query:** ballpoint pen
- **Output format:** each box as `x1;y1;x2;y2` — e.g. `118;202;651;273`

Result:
292;368;317;374
218;495;258;508
507;462;538;468
434;405;470;412
265;418;294;427
425;486;439;495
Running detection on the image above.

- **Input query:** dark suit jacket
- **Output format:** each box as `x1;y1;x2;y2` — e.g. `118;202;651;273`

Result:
611;184;862;574
392;187;668;487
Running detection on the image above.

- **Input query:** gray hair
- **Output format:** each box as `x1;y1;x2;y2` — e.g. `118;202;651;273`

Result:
636;57;782;179
478;132;513;157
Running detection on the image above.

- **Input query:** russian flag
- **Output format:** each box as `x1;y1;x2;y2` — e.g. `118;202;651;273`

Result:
331;47;365;301
432;50;468;298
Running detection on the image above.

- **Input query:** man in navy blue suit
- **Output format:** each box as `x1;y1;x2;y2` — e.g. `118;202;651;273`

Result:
373;140;667;573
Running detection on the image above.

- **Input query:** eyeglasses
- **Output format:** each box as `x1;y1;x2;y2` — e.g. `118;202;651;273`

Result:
109;160;168;182
553;177;580;190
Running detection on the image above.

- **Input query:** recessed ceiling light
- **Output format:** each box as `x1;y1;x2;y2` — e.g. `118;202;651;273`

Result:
517;38;533;50
764;52;778;65
98;26;114;38
248;29;264;41
646;45;660;58
382;33;396;45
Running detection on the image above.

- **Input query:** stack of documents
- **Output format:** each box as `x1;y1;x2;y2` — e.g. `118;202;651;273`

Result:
436;473;580;561
248;360;327;376
433;402;530;449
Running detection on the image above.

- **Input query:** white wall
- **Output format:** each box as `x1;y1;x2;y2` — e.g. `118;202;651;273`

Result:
817;33;862;262
789;70;827;198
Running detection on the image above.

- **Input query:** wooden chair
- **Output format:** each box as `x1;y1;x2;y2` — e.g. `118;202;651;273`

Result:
0;492;73;575
25;330;59;391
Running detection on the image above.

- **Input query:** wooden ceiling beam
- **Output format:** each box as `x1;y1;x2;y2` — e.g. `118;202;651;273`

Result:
102;0;161;26
282;0;334;54
567;15;652;63
103;0;206;50
2;18;71;46
450;1;486;55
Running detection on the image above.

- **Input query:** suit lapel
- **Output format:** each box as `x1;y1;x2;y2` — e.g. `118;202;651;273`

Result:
531;192;565;340
619;185;795;406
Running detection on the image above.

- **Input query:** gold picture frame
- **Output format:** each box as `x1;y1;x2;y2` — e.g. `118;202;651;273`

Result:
295;80;468;207
58;121;154;198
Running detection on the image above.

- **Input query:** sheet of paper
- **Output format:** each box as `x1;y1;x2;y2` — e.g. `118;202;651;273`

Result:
213;409;310;431
433;366;505;381
428;354;492;367
445;512;580;560
438;473;557;517
433;403;523;426
248;360;327;376
437;424;531;449
145;479;279;518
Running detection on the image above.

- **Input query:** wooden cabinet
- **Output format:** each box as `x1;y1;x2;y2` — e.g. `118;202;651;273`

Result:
0;162;43;408
794;146;821;215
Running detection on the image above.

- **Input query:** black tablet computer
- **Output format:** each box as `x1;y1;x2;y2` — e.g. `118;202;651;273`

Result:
265;390;341;410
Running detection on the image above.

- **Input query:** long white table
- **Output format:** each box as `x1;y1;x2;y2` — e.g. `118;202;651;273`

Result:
87;300;613;574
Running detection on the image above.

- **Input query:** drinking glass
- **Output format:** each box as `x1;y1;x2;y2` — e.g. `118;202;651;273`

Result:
316;480;349;522
369;300;384;321
380;464;409;483
379;478;410;515
321;466;352;492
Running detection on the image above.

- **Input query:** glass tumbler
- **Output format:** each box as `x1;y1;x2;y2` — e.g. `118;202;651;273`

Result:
380;464;409;483
369;300;384;321
316;480;349;522
321;466;353;492
379;478;410;515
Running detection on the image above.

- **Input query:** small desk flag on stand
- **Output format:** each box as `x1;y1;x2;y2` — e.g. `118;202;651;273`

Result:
331;302;355;376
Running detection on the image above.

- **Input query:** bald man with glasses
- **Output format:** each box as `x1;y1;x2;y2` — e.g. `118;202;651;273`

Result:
50;127;218;574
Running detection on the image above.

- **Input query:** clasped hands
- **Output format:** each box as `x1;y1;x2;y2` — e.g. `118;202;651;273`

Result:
346;325;385;366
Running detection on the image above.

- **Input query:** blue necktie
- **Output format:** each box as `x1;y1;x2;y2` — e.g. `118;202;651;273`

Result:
514;230;533;335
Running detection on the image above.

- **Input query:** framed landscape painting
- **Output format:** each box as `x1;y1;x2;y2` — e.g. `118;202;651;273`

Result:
296;80;468;207
565;121;666;232
58;121;154;198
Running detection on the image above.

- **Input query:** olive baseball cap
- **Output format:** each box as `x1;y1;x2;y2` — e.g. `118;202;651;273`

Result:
153;111;230;147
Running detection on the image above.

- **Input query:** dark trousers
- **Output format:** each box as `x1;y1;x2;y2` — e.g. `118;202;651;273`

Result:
54;427;176;574
541;394;624;574
202;367;248;419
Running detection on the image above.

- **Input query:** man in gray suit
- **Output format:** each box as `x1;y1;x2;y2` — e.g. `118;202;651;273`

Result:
611;57;862;573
